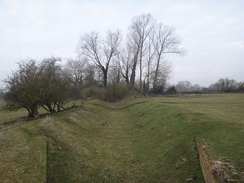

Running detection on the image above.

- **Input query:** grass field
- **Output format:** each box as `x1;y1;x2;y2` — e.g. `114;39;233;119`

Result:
0;93;243;182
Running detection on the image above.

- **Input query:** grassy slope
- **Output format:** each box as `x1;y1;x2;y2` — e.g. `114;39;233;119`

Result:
0;94;243;182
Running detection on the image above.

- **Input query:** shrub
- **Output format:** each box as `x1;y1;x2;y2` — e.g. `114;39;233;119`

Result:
165;86;178;94
106;83;130;102
81;86;107;101
81;84;130;102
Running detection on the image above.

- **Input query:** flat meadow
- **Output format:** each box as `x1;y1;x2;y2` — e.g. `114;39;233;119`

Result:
0;93;243;182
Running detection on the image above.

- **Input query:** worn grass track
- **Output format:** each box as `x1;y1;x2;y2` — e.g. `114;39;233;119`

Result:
0;94;243;182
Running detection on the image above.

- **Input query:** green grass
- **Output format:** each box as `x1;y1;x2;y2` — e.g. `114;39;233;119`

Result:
0;100;27;124
0;94;243;182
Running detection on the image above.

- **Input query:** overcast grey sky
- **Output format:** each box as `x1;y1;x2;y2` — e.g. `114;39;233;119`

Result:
0;0;243;87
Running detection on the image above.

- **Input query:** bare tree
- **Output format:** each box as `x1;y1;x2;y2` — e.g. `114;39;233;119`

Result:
190;84;202;91
75;14;185;95
127;14;154;90
150;60;172;93
78;30;121;88
176;81;192;92
128;39;139;87
126;14;184;93
64;58;88;100
144;36;156;93
64;58;87;86
119;44;134;84
83;63;100;87
108;64;121;85
151;23;184;92
215;78;238;92
210;78;243;92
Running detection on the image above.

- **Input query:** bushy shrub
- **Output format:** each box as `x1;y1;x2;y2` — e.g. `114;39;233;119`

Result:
165;86;178;94
106;83;130;102
81;84;130;102
81;86;107;101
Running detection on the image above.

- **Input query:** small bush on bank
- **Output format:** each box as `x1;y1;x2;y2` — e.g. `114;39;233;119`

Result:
106;83;130;102
81;83;131;102
165;86;178;94
81;86;107;101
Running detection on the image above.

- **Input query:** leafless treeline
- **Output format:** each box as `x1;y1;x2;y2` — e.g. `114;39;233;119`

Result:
209;78;244;92
71;13;185;94
173;78;244;92
3;14;185;118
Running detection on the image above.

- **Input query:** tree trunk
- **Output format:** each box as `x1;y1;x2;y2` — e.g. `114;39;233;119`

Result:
139;44;144;91
28;105;39;118
153;57;161;92
47;103;56;113
147;62;150;93
103;68;108;88
116;69;120;84
139;52;142;91
42;102;56;113
125;70;130;84
130;57;137;87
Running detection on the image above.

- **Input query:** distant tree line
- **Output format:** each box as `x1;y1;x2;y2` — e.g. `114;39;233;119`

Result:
172;78;244;93
209;78;244;92
175;81;203;92
76;13;184;93
3;14;184;118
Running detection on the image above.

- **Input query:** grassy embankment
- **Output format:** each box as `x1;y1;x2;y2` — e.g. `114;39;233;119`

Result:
0;93;243;182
